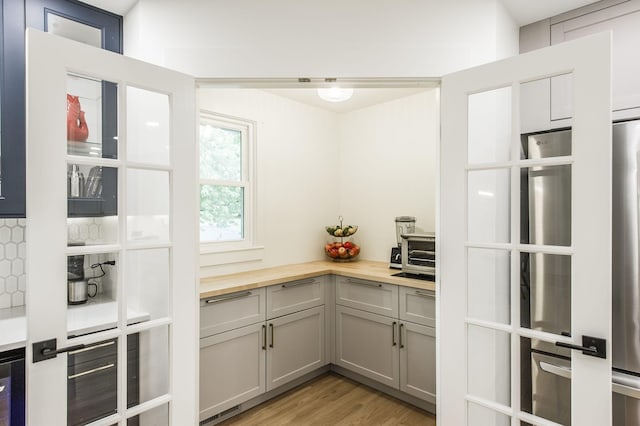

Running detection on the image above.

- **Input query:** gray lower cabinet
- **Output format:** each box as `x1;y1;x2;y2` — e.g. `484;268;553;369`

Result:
399;321;436;403
335;283;436;403
199;284;326;422
199;275;435;422
266;305;325;391
199;323;266;420
335;305;399;387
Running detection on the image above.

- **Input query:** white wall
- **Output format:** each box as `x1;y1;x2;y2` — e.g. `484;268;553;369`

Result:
197;88;437;275
337;90;438;261
124;0;518;78
198;89;340;276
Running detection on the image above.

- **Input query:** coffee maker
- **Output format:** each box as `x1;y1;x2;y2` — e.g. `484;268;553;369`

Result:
67;253;88;305
389;216;416;269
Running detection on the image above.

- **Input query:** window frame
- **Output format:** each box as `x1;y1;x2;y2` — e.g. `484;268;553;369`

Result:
199;111;257;255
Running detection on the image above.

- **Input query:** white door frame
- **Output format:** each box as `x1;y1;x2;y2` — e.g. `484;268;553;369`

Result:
439;32;612;425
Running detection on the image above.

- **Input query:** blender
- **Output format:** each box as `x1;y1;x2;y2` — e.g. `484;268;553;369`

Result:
390;216;416;268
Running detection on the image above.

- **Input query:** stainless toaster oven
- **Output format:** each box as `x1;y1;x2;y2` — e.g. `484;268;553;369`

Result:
400;233;436;277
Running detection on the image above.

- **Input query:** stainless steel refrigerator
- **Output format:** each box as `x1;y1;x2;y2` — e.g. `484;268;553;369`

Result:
520;120;640;426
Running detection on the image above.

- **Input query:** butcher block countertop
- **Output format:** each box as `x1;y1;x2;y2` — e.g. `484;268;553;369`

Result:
199;260;436;299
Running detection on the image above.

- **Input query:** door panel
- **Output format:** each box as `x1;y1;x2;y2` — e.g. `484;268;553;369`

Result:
26;29;197;425
335;305;399;387
440;32;612;425
266;306;325;391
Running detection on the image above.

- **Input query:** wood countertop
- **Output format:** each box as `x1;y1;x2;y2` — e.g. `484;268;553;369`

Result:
199;260;436;299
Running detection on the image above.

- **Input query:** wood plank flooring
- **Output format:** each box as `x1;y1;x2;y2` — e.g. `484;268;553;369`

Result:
217;373;436;426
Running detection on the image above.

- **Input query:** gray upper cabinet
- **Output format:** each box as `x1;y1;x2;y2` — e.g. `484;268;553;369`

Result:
520;0;640;131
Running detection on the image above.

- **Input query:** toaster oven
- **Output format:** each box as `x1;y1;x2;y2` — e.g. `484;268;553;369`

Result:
400;233;436;277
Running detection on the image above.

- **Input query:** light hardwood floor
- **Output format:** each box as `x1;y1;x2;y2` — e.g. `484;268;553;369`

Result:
217;373;436;426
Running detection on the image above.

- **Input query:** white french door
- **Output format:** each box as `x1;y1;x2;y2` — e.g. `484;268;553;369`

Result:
25;29;198;425
439;32;612;425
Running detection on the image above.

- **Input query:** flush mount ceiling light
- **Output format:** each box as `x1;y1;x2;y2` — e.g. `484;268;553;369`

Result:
317;87;354;102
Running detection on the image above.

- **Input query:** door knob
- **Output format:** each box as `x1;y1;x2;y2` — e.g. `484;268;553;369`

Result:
555;335;606;359
32;338;86;363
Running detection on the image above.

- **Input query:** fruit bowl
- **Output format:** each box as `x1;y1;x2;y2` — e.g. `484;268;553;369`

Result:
324;241;360;261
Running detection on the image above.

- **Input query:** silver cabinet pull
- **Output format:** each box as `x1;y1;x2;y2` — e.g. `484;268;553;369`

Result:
399;323;405;349
68;363;115;380
262;324;267;350
282;279;315;288
392;321;397;346
414;290;435;298
69;340;115;355
347;278;382;288
205;291;252;304
269;323;274;348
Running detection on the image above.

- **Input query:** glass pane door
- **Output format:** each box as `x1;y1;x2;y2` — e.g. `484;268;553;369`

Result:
26;29;197;425
440;32;612;425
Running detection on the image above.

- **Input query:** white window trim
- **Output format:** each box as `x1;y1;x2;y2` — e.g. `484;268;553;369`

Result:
199;111;262;265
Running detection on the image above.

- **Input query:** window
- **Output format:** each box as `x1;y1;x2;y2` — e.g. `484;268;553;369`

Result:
199;112;255;249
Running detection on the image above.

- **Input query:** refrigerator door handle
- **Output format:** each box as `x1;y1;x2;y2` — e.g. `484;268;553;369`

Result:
539;361;572;380
612;371;640;399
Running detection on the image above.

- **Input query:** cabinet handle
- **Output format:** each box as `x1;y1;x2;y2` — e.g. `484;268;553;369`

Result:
269;323;274;348
205;291;252;304
262;324;267;350
392;321;397;346
399;323;404;349
69;340;115;355
347;279;382;288
281;279;315;288
68;363;115;380
414;290;435;298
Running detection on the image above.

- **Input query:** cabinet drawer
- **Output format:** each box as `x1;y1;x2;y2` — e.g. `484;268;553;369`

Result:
335;276;398;317
399;287;435;327
200;288;266;338
266;276;325;319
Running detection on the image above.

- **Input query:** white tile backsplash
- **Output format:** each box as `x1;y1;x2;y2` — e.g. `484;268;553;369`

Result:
0;217;115;309
0;219;26;309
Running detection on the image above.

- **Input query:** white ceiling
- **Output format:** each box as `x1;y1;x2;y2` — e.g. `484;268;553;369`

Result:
77;0;602;112
82;0;137;15
262;88;431;114
81;0;601;25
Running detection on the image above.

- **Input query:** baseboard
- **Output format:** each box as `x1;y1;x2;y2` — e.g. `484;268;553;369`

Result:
330;364;436;414
200;363;435;425
200;365;331;425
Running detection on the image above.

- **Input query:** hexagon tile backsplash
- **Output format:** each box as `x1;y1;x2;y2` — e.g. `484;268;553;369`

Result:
0;219;26;309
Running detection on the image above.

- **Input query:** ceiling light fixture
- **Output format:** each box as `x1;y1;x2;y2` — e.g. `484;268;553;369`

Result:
317;87;354;103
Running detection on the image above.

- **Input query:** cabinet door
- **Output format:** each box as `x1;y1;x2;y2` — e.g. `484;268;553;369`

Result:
0;0;123;217
266;306;325;391
199;323;266;421
335;276;398;317
551;1;640;120
266;276;325;319
399;322;436;403
335;305;399;388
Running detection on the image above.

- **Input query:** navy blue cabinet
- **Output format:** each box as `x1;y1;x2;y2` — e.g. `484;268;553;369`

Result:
0;0;122;217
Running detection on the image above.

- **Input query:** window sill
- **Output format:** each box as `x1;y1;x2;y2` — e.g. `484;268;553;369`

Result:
200;244;265;267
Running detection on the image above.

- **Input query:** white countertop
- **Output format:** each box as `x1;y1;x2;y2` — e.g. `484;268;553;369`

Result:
0;299;149;352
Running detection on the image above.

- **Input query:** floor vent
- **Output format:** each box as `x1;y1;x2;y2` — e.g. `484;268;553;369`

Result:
200;405;240;425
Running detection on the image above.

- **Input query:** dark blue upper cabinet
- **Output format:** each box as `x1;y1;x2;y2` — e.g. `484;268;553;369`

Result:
0;0;122;218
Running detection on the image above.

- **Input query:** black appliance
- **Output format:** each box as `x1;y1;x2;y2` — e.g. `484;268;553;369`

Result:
0;347;25;426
